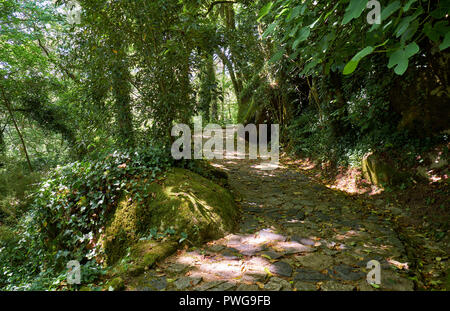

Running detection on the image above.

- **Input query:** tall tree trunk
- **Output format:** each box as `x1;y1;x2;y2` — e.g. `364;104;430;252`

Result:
0;86;32;171
217;50;241;99
208;55;218;122
199;54;218;123
111;41;134;148
0;124;5;156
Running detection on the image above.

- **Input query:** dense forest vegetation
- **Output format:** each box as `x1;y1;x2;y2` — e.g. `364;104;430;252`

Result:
0;0;448;291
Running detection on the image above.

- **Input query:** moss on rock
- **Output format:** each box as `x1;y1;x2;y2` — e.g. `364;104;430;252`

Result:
125;240;179;277
102;167;238;267
362;152;409;187
105;277;125;291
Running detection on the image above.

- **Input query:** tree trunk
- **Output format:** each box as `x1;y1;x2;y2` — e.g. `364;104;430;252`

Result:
0;86;33;171
111;41;134;148
0;124;5;156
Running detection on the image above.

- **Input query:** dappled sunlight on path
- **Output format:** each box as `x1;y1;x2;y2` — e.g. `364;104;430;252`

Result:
129;131;414;291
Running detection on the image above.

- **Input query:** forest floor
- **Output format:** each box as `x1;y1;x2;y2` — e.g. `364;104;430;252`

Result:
124;135;448;291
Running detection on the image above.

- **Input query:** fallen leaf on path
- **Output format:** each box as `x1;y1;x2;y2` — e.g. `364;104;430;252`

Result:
256;282;264;289
387;258;409;270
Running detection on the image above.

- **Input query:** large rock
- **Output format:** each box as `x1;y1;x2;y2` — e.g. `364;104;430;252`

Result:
362;153;406;187
102;168;238;266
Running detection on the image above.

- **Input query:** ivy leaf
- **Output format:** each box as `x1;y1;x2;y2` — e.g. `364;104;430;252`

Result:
343;46;374;75
404;0;418;12
430;6;448;19
300;59;320;75
404;41;420;57
178;232;188;243
401;20;419;43
423;22;440;42
342;0;368;25
292;28;310;50
395;16;415;38
439;32;450;51
387;42;419;75
395;8;423;38
258;2;273;22
381;1;401;21
269;48;285;63
262;22;277;38
286;5;302;22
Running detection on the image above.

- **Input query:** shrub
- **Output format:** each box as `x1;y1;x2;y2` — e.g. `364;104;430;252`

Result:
0;145;173;290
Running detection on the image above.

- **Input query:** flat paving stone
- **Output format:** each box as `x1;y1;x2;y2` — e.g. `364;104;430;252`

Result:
233;243;265;256
194;281;225;291
294;282;317;291
174;277;202;290
210;282;236;291
320;281;355;291
257;230;286;242
167;264;188;274
242;272;266;283
269;261;293;277
264;277;291;291
274;241;313;254
313;212;332;222
260;251;284;260
236;284;259;291
296;253;334;270
208;244;226;253
327;264;366;281
129;136;415;292
380;270;414;291
293;268;331;282
145;277;167;291
240;225;259;233
291;236;316;246
357;256;390;269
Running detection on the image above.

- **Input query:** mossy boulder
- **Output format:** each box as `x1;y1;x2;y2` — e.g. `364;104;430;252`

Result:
126;240;179;277
101;167;238;266
105;277;125;291
362;153;392;187
362;153;408;187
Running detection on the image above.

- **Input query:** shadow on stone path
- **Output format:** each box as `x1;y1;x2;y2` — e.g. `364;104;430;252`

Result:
131;133;415;291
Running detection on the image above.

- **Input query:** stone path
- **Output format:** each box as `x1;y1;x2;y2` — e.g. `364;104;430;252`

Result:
131;133;415;291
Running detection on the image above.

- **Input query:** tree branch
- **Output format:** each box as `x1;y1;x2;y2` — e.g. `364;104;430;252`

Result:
37;38;79;83
216;49;241;97
202;1;237;17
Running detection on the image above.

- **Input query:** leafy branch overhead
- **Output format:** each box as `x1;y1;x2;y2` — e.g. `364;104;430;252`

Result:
258;0;449;76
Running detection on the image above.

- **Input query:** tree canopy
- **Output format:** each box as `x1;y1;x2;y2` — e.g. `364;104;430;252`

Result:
0;0;448;291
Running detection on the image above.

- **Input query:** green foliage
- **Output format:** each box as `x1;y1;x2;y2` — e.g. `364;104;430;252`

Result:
257;0;449;168
32;146;172;253
0;146;173;290
261;0;449;76
343;46;374;75
1;0;448;291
